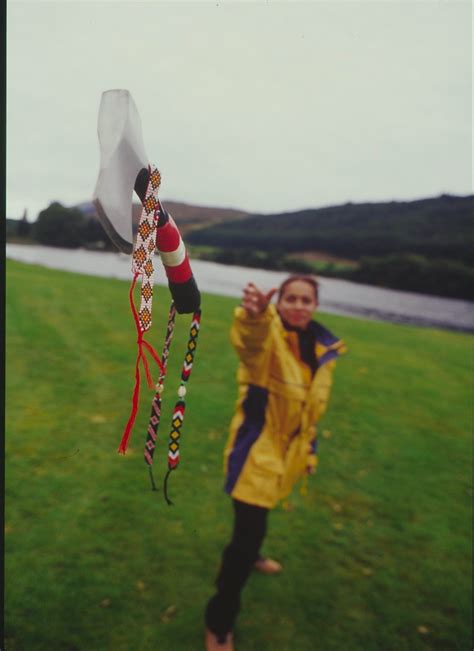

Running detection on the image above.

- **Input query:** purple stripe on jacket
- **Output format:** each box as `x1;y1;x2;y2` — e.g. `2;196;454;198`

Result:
224;385;268;495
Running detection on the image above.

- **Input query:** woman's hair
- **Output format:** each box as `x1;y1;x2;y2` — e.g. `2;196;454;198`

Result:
277;275;319;302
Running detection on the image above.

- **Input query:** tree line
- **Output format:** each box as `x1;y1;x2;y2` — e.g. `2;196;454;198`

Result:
186;194;474;300
7;195;474;300
7;202;114;250
188;194;474;265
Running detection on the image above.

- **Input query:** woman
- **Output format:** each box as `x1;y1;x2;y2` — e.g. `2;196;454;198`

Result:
205;275;346;651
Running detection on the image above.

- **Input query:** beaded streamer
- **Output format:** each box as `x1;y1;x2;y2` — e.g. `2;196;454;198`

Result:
143;303;177;487
162;309;201;504
142;308;201;502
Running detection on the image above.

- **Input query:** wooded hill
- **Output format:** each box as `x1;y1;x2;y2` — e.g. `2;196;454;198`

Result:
187;194;474;264
187;194;474;300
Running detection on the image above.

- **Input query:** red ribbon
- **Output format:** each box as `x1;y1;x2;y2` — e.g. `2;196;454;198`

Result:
118;274;165;455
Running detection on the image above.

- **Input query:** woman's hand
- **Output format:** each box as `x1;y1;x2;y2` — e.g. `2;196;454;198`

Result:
242;282;277;316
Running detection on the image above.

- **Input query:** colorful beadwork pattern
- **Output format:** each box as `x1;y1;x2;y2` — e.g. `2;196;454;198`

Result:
142;307;201;502
118;165;165;455
132;165;161;332
144;303;177;471
163;309;201;504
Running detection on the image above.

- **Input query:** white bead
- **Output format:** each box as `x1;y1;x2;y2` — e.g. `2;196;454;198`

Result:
155;383;164;393
178;385;187;398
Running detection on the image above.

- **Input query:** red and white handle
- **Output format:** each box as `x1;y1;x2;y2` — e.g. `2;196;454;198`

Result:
155;209;201;314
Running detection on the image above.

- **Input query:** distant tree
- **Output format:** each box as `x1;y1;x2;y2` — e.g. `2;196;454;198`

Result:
32;202;86;248
6;219;19;238
351;254;474;300
82;216;110;249
17;208;30;237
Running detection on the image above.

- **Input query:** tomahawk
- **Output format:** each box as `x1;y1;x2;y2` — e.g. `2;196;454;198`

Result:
93;89;201;503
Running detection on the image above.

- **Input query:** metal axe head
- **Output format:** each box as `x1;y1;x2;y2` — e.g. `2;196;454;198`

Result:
93;89;149;253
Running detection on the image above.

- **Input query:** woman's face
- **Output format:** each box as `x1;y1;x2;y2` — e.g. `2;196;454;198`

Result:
277;280;318;329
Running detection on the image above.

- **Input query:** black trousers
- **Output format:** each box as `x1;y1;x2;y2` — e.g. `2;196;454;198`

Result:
205;499;269;639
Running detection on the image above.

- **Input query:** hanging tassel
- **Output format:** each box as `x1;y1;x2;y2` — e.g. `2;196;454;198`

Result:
118;348;142;454
118;276;142;454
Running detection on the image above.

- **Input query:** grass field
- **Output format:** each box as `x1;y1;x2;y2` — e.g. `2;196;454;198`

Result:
5;260;472;651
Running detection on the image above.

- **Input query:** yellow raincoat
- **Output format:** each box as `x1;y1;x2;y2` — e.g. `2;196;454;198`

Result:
224;304;346;508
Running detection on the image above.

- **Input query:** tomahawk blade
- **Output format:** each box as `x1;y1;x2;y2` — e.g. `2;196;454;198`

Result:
93;89;149;253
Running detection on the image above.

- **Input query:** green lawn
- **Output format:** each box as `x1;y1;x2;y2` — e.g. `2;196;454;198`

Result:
5;260;472;651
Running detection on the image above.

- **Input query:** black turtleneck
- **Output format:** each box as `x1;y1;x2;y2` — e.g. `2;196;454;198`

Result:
281;318;318;376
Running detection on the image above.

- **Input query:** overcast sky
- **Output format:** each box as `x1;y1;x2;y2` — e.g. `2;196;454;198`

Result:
7;0;472;220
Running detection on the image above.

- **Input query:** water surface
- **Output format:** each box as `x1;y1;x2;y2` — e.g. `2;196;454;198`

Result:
6;243;473;332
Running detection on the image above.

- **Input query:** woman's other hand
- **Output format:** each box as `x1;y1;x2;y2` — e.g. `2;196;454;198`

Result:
242;282;277;316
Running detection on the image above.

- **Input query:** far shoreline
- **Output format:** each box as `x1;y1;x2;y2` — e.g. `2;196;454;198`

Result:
6;243;474;334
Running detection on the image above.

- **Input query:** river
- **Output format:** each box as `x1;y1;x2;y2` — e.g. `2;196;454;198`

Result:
6;243;474;332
